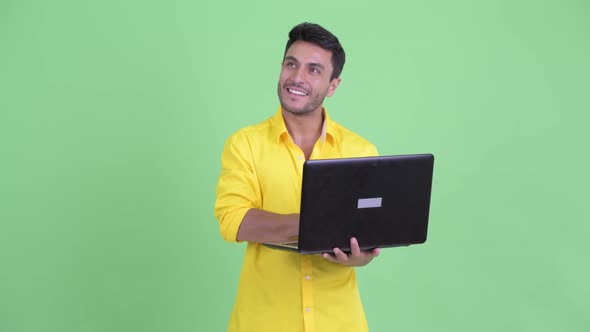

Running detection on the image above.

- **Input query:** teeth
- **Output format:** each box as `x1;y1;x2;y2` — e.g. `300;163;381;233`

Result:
288;88;308;96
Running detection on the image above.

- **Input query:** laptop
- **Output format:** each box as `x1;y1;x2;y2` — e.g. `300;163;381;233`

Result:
264;153;435;254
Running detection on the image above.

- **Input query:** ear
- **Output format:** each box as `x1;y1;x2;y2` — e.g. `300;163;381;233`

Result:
326;77;341;97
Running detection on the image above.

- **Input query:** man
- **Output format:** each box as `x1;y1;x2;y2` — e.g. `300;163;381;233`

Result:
214;22;380;332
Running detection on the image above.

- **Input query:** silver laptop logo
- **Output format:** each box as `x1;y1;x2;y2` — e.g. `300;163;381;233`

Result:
357;197;382;209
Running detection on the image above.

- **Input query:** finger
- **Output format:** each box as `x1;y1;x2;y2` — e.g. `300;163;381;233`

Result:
333;248;349;261
350;237;361;257
365;248;380;259
371;248;381;257
322;252;339;263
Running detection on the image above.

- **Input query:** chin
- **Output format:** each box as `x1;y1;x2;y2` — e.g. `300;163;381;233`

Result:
284;107;315;116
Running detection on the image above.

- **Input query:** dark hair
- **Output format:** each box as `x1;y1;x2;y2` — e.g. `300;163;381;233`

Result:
284;22;345;80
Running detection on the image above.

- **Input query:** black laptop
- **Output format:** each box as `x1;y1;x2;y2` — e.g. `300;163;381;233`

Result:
264;153;435;254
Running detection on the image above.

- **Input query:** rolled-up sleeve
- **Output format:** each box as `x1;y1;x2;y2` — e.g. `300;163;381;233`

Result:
214;131;262;242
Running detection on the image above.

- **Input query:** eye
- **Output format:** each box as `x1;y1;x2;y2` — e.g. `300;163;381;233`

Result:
310;67;320;74
285;61;296;68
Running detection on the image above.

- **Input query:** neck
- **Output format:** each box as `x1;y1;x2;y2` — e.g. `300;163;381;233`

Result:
282;107;324;141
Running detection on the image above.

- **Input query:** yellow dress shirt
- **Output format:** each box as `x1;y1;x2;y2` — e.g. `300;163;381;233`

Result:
214;107;378;332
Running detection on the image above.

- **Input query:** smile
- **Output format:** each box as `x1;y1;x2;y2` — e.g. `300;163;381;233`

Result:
287;88;309;96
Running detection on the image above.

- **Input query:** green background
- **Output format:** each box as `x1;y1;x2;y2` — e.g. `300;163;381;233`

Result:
1;0;589;331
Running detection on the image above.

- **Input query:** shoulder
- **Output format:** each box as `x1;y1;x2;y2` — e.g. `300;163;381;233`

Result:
224;117;274;147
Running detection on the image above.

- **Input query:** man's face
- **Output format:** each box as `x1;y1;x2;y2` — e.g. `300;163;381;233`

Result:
277;41;341;116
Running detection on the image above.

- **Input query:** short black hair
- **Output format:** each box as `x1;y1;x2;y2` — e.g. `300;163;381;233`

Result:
284;22;345;81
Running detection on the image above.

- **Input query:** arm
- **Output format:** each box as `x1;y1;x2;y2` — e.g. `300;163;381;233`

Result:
214;132;298;243
236;209;299;243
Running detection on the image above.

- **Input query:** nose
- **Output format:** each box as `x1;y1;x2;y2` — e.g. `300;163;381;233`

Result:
290;67;306;84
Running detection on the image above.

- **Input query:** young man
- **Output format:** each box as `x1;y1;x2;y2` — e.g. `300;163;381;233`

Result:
214;22;380;332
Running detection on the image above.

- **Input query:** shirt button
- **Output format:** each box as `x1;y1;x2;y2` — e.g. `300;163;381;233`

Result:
297;155;303;160
305;307;311;312
304;275;311;280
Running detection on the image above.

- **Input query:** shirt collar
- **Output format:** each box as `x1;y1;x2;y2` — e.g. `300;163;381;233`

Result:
270;106;338;144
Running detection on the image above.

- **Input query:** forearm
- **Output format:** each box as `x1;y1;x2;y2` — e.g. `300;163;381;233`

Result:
236;209;299;243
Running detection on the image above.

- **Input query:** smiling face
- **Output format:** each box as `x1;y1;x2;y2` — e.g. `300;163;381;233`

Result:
277;41;341;116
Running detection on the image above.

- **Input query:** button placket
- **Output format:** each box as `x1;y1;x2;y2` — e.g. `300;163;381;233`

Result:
301;256;315;330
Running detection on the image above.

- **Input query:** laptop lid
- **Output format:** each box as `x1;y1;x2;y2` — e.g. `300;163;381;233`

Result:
296;154;434;254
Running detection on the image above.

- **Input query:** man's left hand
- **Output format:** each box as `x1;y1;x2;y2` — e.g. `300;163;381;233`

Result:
321;237;380;267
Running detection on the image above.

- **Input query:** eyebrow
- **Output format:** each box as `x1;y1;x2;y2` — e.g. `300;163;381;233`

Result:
284;56;299;63
284;56;326;70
